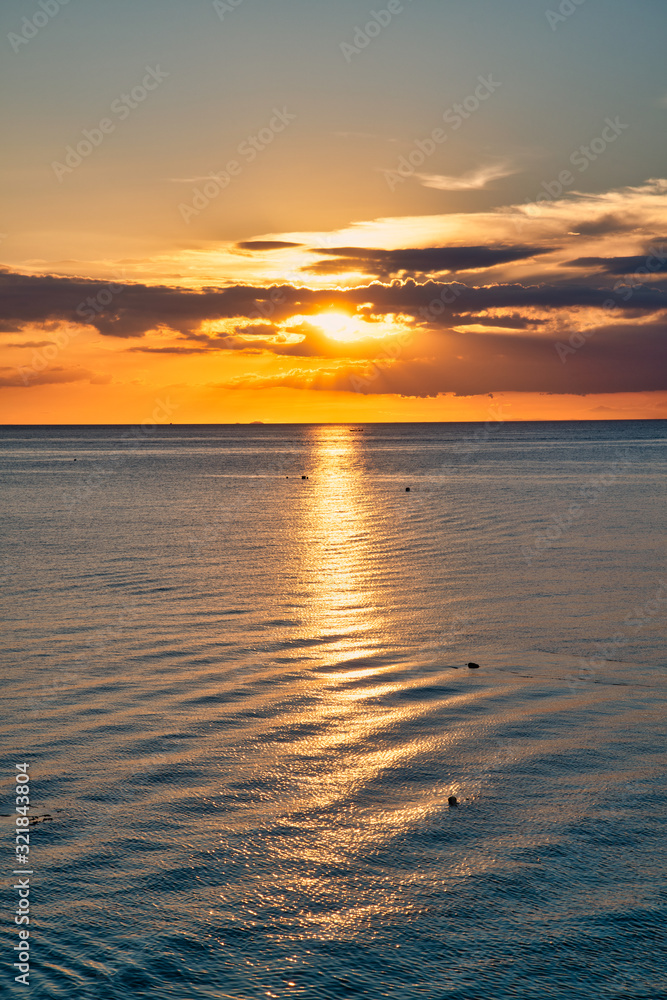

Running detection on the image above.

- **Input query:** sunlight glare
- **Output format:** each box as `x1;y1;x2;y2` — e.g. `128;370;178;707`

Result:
312;311;370;342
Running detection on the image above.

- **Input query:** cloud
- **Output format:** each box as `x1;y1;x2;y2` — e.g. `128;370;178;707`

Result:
5;340;56;348
236;241;303;251
453;313;542;329
303;244;552;278
0;366;106;388
349;279;667;313
126;346;211;354
566;249;667;275
1;267;666;345
222;321;667;397
416;162;516;191
2;205;666;402
572;213;639;236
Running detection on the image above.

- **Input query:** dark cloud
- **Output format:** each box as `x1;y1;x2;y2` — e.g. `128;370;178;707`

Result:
453;313;542;329
303;245;553;278
0;269;302;338
227;322;667;397
232;323;277;337
5;340;56;348
566;253;667;275
236;241;303;251
573;214;639;237
1;267;665;395
344;279;667;314
0;366;105;388
128;336;278;355
126;346;211;354
2;269;666;342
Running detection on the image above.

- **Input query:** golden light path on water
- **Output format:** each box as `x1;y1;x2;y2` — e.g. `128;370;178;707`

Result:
248;427;468;942
1;425;665;997
302;426;379;661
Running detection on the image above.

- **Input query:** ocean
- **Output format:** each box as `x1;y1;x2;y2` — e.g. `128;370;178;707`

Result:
1;421;666;999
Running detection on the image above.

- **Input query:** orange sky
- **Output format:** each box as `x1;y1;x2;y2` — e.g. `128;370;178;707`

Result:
2;0;666;423
2;180;667;423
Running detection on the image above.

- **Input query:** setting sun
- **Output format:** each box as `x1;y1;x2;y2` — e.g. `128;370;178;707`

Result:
282;310;414;345
311;311;370;342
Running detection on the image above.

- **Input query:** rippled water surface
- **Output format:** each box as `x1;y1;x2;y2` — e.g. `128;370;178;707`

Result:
1;422;666;999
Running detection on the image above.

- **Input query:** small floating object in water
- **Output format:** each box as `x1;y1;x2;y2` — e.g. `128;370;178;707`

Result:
448;796;458;807
301;475;308;480
405;487;411;492
467;662;480;669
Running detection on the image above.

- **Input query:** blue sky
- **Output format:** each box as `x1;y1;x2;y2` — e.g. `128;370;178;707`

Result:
2;0;666;249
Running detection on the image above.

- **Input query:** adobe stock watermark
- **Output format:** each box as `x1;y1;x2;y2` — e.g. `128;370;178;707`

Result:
413;730;519;821
566;580;667;694
419;282;467;321
60;397;180;513
13;764;33;986
213;0;246;20
185;382;313;590
521;451;633;565
340;0;415;63
606;241;667;304
187;505;237;569
555;241;667;363
546;0;588;32
16;277;127;385
360;279;465;403
248;287;286;322
8;0;72;54
178;107;296;223
449;402;511;461
455;733;520;802
383;76;501;191
348;323;415;394
26;594;145;718
515;116;629;230
423;609;477;671
51;66;169;181
102;928;161;991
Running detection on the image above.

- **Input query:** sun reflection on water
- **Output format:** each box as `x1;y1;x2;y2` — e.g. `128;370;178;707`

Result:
276;427;465;925
299;426;383;667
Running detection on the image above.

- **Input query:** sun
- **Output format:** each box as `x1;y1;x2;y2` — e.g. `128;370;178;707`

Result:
311;311;368;342
282;310;414;344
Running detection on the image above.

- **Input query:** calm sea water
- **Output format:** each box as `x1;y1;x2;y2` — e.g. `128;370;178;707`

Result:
1;421;666;999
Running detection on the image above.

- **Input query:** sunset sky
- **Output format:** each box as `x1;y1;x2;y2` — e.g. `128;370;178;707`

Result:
1;0;666;423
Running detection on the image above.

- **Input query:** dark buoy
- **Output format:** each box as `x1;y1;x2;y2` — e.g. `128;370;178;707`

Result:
405;487;410;492
467;662;480;669
302;475;308;480
448;795;458;807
